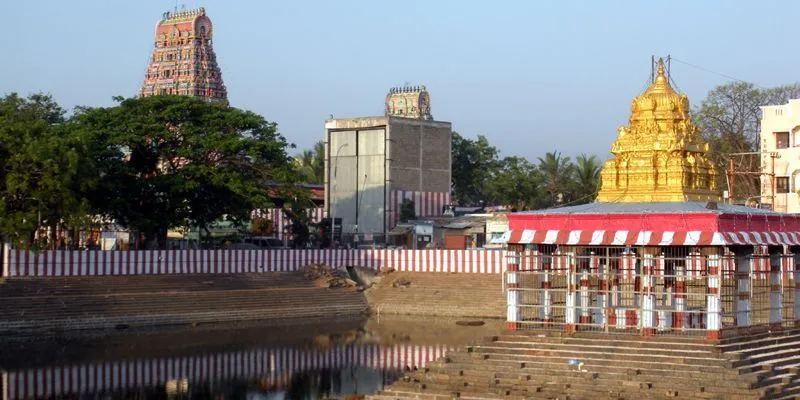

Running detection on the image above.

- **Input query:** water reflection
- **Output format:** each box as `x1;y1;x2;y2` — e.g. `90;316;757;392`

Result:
0;317;502;399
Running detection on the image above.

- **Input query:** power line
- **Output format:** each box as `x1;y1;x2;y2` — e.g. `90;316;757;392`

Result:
669;57;764;88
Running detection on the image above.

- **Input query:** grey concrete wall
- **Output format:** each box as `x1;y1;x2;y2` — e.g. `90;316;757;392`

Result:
387;118;452;193
324;116;451;234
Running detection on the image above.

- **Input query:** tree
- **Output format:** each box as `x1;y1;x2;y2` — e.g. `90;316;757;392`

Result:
73;95;294;248
0;93;88;248
693;82;800;202
488;156;540;210
399;199;416;223
572;153;601;204
451;132;500;205
294;140;325;184
537;151;575;207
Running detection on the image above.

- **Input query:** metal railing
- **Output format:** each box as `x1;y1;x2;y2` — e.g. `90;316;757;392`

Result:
507;250;798;336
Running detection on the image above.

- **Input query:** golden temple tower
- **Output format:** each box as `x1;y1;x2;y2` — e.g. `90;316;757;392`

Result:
595;58;721;203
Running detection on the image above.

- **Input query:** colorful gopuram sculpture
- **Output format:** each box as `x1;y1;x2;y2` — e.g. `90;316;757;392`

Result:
385;85;433;120
139;8;227;102
596;58;719;202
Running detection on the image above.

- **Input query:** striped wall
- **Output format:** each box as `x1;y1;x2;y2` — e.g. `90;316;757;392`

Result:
251;207;326;241
389;190;450;228
2;248;508;277
1;344;453;400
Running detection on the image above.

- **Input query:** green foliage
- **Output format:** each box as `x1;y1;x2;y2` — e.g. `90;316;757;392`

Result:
294;140;325;184
537;151;575;206
0;93;88;248
399;199;416;223
72;95;294;248
487;156;539;210
572;154;601;204
450;132;601;210
451;132;500;205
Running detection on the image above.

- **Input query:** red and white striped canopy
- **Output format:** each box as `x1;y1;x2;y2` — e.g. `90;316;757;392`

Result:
500;230;800;247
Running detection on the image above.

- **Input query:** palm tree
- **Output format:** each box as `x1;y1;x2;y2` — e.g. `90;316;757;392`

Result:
311;140;325;183
294;141;326;184
295;149;317;183
537;151;574;207
573;153;601;204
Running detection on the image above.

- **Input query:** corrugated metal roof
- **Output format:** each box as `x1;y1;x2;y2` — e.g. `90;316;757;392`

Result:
514;202;783;216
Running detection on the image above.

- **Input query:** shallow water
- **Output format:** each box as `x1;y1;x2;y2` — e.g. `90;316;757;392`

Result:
0;317;503;399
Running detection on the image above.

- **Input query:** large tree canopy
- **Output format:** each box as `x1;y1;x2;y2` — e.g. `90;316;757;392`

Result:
73;95;295;248
451;132;500;205
0;93;87;247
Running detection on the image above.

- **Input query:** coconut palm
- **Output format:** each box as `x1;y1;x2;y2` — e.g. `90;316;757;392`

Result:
537;151;574;207
573;153;601;204
294;141;326;184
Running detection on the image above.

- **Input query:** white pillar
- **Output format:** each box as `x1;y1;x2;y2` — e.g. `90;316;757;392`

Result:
674;263;686;331
735;255;751;327
579;268;591;325
596;259;607;325
1;241;8;278
506;250;521;330
641;254;656;335
564;252;577;333
707;254;722;340
541;263;552;322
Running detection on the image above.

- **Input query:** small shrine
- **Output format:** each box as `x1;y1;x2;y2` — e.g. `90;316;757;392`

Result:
596;59;718;203
502;58;800;340
384;85;433;120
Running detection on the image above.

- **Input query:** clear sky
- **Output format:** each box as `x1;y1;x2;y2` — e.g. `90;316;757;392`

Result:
2;0;799;162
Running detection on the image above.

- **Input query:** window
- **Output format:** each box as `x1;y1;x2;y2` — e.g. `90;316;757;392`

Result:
776;132;790;149
777;176;790;194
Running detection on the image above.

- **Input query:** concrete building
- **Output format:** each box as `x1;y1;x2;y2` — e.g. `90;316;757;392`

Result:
324;85;452;238
759;99;800;213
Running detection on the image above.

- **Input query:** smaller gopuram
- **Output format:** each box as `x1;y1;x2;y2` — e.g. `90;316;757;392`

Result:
596;59;718;203
501;58;800;341
139;7;227;102
384;85;433;120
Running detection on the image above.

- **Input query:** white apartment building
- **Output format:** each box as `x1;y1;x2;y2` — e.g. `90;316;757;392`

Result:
760;99;800;213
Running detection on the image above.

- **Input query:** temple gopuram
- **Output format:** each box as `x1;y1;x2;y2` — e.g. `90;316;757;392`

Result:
384;85;433;120
139;7;227;102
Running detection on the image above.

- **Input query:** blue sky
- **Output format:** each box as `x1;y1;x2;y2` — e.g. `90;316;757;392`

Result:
1;0;798;162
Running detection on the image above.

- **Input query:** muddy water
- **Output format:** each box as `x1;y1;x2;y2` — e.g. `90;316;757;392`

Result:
0;317;504;399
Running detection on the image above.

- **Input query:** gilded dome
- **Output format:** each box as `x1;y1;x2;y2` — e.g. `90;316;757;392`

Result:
595;58;720;203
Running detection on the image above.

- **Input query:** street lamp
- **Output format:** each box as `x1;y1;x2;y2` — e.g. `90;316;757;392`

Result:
331;142;348;247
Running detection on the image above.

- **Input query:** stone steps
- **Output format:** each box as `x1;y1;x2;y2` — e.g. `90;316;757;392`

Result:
0;273;309;296
0;274;369;332
368;331;800;400
427;358;763;396
470;343;724;365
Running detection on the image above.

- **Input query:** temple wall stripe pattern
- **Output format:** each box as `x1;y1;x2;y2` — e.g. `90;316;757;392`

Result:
1;248;507;277
2;344;453;400
389;190;450;225
251;208;326;241
503;229;800;247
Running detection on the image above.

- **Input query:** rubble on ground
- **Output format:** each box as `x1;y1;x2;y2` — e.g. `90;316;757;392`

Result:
299;264;358;289
392;278;412;288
